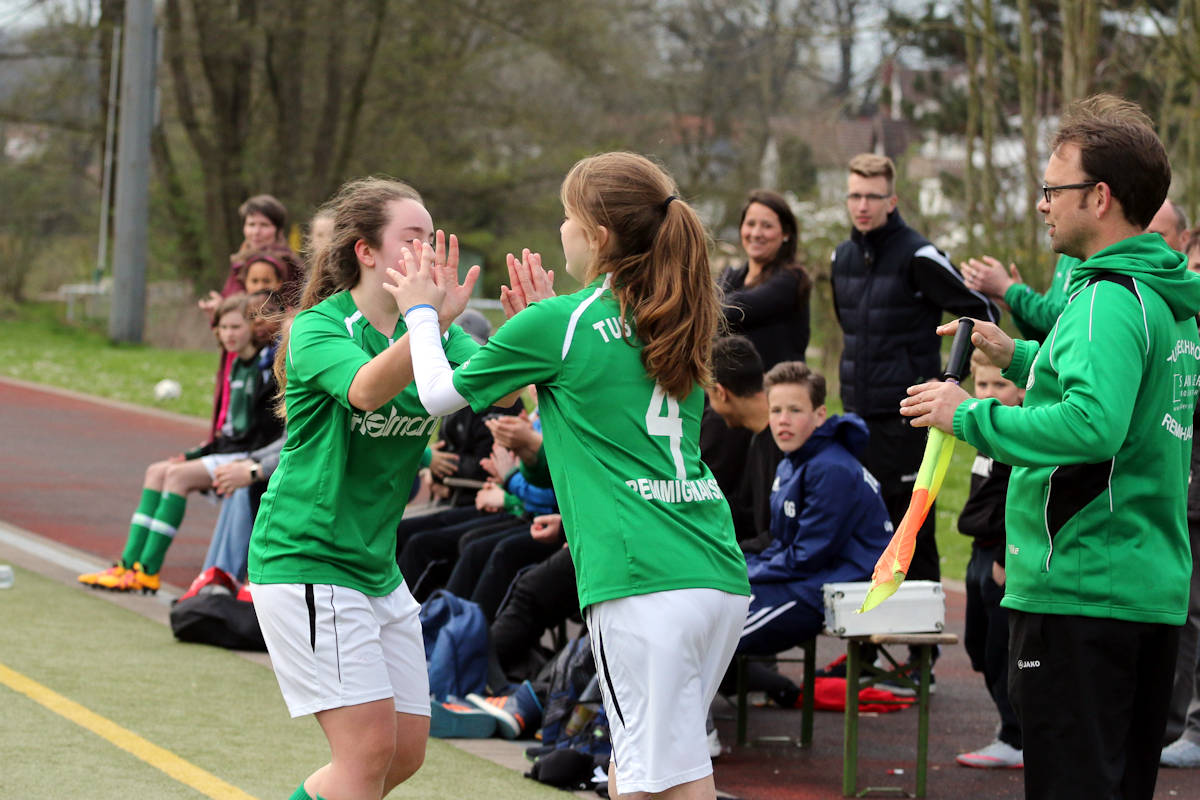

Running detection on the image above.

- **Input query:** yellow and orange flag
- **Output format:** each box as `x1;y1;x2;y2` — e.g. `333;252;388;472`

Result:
859;318;976;615
859;427;956;613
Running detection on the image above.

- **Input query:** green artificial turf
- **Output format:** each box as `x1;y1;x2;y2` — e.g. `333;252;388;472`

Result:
0;565;565;799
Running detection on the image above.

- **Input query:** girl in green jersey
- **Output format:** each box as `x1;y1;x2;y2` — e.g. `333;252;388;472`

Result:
391;153;751;799
249;177;481;800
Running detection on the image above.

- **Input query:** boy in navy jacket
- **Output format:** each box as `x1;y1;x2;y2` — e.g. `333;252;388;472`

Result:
737;362;892;703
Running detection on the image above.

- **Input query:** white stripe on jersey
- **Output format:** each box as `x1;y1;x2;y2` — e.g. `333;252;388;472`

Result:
344;310;363;337
562;275;612;360
914;244;998;322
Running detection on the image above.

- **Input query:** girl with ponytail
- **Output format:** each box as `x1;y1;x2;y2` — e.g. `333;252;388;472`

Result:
391;152;750;799
248;176;483;800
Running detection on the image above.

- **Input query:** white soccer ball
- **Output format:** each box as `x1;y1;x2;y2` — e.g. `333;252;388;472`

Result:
154;378;182;402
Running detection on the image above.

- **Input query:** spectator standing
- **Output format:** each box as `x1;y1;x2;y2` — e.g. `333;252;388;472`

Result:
717;190;812;369
831;153;999;617
901;95;1200;800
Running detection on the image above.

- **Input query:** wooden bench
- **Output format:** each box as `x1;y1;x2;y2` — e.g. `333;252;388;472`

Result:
734;639;816;747
842;632;959;798
733;631;958;798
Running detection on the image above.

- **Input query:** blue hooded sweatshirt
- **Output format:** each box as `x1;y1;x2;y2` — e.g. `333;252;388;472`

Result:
747;413;893;609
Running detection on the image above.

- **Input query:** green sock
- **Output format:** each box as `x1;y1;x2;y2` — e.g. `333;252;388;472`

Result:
138;492;186;574
120;488;161;568
286;783;313;800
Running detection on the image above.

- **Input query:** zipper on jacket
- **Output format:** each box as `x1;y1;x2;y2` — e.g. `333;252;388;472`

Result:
857;241;874;411
1041;473;1055;572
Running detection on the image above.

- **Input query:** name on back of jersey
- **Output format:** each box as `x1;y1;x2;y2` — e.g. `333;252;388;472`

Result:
350;406;439;439
625;477;724;504
592;316;633;343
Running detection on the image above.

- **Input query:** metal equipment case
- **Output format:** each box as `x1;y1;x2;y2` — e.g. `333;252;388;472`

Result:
823;580;946;637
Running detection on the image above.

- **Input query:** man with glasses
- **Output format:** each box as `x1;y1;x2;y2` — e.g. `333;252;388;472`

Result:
962;197;1187;342
900;95;1200;800
831;154;998;689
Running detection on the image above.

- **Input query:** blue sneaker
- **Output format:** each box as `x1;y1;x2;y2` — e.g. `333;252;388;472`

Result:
466;680;544;739
429;696;498;739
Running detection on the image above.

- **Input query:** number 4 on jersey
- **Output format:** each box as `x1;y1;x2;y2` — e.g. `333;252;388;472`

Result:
645;384;686;480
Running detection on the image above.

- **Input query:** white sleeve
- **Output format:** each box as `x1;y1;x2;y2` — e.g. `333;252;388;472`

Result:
403;305;470;416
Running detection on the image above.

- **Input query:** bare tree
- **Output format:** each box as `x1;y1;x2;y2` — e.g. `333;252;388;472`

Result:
1016;0;1040;264
1059;0;1100;103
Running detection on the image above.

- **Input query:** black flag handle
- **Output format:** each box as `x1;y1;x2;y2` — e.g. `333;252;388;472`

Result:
942;318;976;384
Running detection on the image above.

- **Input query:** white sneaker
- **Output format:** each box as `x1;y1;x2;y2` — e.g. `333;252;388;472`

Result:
956;739;1023;769
1161;738;1200;768
707;728;723;759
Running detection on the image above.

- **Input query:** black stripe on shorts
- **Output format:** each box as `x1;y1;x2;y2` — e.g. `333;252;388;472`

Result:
305;584;316;651
596;627;625;728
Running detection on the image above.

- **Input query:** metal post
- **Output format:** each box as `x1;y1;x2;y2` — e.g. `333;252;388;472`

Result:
108;1;155;343
95;23;121;285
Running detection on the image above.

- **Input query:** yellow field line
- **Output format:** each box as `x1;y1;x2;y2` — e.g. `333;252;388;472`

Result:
0;661;259;800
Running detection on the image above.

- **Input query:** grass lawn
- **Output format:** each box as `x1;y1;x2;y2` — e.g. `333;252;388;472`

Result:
1;300;977;580
0;301;218;419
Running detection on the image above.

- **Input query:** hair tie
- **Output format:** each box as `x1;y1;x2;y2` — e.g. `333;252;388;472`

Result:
663;195;677;210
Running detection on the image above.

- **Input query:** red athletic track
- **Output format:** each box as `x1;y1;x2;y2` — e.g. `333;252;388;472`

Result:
0;378;218;589
3;377;1199;799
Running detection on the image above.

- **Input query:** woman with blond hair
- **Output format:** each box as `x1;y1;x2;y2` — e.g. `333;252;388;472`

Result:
392;152;750;799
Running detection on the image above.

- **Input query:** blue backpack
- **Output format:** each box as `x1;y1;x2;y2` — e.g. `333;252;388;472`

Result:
420;590;489;700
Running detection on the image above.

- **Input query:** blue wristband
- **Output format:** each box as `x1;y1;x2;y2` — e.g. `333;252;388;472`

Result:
404;303;437;317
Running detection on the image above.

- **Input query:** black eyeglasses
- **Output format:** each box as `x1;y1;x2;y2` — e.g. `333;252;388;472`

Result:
1041;181;1099;204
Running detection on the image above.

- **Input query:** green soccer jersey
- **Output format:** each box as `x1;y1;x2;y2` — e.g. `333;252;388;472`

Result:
223;354;260;437
248;291;478;595
452;276;750;609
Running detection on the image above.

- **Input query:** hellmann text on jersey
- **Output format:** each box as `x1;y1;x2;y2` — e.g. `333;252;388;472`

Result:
349;407;440;438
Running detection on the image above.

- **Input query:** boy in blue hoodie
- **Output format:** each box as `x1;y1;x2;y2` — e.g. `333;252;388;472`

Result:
738;361;893;681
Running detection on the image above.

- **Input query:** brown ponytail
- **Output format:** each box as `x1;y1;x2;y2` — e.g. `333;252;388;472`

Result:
273;176;423;417
561;152;719;399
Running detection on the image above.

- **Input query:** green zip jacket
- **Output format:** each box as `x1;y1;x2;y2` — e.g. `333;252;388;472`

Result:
954;233;1200;624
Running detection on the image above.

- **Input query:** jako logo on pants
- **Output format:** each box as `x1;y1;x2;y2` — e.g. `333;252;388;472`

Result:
350;407;439;438
1017;659;1040;670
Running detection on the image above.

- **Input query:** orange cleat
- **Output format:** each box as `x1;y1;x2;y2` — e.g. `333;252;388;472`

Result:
78;563;127;590
112;563;160;595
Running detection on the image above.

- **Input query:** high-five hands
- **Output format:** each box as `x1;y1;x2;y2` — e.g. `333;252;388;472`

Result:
383;230;481;326
500;249;555;318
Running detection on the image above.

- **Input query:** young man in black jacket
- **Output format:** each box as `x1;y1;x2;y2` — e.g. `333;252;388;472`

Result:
832;154;999;658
